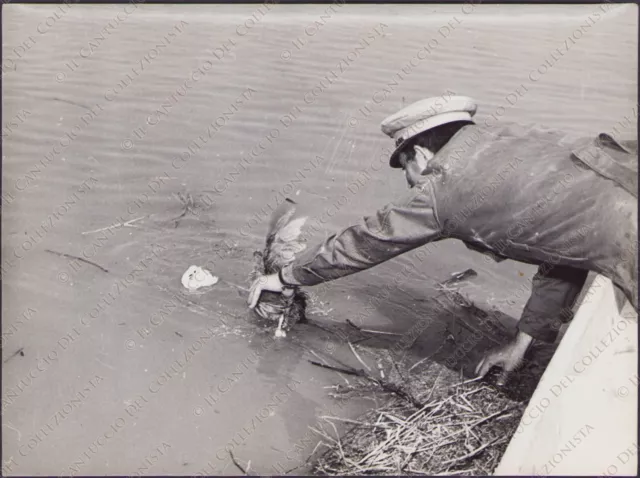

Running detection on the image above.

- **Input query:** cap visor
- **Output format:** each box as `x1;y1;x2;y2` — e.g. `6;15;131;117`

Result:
389;144;405;169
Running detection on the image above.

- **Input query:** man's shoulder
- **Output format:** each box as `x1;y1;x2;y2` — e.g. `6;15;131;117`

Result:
472;121;570;141
431;120;587;176
448;121;586;152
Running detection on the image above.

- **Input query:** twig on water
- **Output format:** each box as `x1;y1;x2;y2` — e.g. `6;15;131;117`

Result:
292;338;355;385
351;336;371;345
81;216;146;234
280;461;306;475
309;360;424;408
348;341;372;372
347;319;401;336
228;450;248;475
52;96;92;111
172;192;196;228
361;328;403;336
3;347;25;363
309;360;423;409
304;319;345;339
438;268;478;288
45;249;109;273
308;360;361;377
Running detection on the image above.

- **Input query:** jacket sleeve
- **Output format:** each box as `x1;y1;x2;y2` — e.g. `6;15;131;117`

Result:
518;265;589;343
280;181;443;287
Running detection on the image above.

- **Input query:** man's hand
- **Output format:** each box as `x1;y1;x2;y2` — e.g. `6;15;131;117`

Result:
474;331;534;386
247;273;284;309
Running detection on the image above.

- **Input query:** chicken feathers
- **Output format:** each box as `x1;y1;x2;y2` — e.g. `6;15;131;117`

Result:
250;198;309;337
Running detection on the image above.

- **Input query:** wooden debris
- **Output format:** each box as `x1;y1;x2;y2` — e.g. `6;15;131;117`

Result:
348;342;372;372
438;268;478;288
3;347;25;364
81;216;145;235
45;249;109;273
228;450;254;475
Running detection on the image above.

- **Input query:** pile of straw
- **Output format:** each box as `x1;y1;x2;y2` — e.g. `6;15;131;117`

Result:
310;355;527;476
302;283;551;476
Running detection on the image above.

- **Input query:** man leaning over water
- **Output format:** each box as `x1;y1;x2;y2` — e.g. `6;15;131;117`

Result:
248;95;638;385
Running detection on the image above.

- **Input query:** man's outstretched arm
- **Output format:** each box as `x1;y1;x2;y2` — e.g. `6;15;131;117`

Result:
268;181;441;286
248;180;442;309
278;180;443;287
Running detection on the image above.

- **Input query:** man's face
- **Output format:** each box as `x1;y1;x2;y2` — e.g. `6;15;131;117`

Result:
399;145;433;188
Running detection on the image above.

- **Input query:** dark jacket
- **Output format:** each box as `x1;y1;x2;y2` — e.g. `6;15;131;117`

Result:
281;122;638;311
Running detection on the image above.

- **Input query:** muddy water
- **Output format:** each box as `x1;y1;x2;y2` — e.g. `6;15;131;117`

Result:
1;3;636;475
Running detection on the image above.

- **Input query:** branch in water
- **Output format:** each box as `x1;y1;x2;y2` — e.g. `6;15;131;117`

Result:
45;249;109;273
228;450;248;475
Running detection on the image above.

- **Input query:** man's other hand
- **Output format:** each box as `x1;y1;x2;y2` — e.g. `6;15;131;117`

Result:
474;331;534;386
248;273;284;309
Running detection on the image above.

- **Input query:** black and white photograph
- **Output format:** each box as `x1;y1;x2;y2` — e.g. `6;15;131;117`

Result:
1;1;638;475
